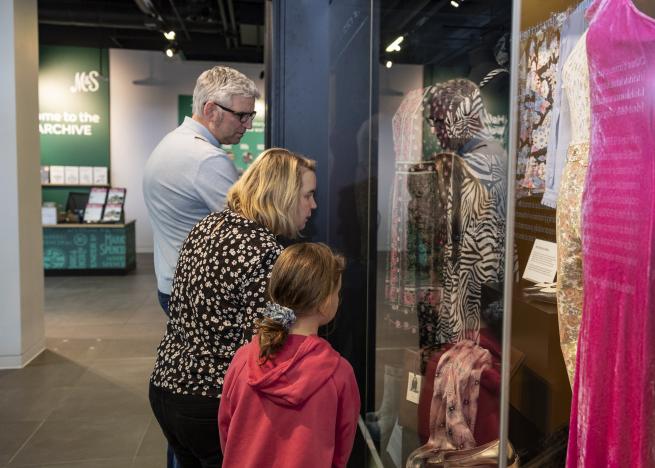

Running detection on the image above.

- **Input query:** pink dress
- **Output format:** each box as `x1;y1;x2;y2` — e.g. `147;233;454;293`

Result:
567;0;655;466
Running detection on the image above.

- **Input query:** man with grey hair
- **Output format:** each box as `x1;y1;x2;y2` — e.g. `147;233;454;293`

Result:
144;66;258;467
143;65;260;315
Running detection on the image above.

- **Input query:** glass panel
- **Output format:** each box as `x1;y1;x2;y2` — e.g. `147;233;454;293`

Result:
507;0;586;464
511;1;655;466
370;1;513;465
325;2;376;463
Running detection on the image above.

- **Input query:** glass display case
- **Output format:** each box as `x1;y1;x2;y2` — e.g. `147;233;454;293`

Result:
270;0;655;466
370;2;514;466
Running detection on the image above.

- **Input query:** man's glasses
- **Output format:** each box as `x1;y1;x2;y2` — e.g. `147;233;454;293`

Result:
213;102;257;123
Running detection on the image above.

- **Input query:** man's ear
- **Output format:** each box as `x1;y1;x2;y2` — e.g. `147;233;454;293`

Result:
203;101;215;119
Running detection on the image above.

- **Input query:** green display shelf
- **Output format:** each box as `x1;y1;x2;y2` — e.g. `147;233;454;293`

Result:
43;220;136;274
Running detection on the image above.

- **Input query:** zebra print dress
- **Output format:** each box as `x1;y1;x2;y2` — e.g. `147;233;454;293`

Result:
436;139;507;344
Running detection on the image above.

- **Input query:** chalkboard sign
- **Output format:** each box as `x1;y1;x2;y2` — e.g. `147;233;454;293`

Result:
43;221;135;273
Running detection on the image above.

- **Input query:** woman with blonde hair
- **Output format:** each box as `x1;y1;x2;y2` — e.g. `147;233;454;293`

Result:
219;243;360;468
149;148;317;467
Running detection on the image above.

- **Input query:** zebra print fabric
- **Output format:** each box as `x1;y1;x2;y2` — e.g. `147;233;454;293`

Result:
426;79;508;345
436;143;507;344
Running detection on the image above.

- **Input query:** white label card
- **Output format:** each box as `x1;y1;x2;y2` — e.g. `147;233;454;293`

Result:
523;239;558;284
405;372;421;404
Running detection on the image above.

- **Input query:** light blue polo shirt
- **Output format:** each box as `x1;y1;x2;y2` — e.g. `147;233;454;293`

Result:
143;117;238;295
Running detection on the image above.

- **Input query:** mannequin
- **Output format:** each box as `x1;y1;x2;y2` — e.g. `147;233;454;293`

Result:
555;31;590;387
467;37;510;148
425;79;507;345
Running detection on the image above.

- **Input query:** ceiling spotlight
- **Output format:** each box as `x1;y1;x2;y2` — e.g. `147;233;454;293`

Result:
163;30;176;40
165;47;175;58
450;0;460;7
385;36;404;52
386;60;393;68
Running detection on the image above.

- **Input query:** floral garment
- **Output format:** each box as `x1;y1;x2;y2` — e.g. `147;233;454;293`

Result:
516;14;565;196
151;209;282;398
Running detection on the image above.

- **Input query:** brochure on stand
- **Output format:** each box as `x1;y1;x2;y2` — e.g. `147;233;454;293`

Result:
93;166;108;185
79;166;93;185
64;166;79;185
102;203;123;223
83;203;104;223
106;187;126;204
88;187;108;205
50;165;65;184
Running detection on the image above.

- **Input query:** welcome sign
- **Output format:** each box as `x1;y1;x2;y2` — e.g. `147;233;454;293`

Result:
39;46;110;168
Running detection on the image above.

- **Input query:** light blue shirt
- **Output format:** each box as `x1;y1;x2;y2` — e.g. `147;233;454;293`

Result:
143;116;238;294
541;0;593;208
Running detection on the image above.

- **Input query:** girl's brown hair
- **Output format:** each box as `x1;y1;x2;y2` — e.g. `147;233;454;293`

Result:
227;148;316;238
258;243;345;363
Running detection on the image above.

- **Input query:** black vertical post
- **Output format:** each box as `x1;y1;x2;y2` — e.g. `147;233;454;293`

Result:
267;1;378;465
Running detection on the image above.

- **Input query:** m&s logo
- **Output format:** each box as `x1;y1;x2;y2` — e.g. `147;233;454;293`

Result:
70;71;100;93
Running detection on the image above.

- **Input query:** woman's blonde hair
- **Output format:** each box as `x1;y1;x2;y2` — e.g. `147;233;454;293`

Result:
227;148;316;238
258;243;345;363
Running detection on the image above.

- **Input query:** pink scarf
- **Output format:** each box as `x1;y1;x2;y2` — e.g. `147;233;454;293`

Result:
407;340;492;465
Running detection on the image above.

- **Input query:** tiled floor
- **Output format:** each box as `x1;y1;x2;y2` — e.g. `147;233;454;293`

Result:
0;255;169;468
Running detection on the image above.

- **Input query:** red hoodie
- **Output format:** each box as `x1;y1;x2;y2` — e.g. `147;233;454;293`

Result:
219;334;360;468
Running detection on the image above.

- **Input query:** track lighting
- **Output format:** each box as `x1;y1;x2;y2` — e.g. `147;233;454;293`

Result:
386;60;393;68
385;36;404;52
451;0;460;7
165;46;176;58
163;30;176;40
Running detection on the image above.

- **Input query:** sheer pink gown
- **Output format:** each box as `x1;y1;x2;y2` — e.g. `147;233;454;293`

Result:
566;0;655;466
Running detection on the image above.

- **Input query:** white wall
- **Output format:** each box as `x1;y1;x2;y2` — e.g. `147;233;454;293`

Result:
0;0;45;368
109;49;264;253
376;64;423;251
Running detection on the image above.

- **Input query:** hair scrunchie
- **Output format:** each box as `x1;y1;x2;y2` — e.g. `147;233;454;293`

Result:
264;302;296;330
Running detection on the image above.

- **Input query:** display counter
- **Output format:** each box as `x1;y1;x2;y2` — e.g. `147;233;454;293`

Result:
43;220;136;274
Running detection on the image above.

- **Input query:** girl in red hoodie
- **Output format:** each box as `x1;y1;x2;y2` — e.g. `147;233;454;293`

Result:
218;243;360;468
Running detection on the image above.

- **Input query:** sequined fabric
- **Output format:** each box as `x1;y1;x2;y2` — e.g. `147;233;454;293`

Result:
556;32;590;387
556;143;589;386
386;89;434;315
389;160;446;348
384;87;442;345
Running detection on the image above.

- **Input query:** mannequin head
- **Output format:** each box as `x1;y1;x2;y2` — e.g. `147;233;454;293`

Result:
426;79;487;150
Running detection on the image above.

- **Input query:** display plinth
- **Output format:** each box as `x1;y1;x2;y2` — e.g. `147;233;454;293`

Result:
43;220;136;274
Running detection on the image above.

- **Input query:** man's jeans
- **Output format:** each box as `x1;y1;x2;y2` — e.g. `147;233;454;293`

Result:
157;290;171;317
156;290;179;468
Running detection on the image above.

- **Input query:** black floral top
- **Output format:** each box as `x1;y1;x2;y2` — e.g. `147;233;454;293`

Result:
150;208;282;398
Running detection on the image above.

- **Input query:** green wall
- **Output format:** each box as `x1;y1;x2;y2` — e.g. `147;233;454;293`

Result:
178;95;265;173
39;46;110;208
